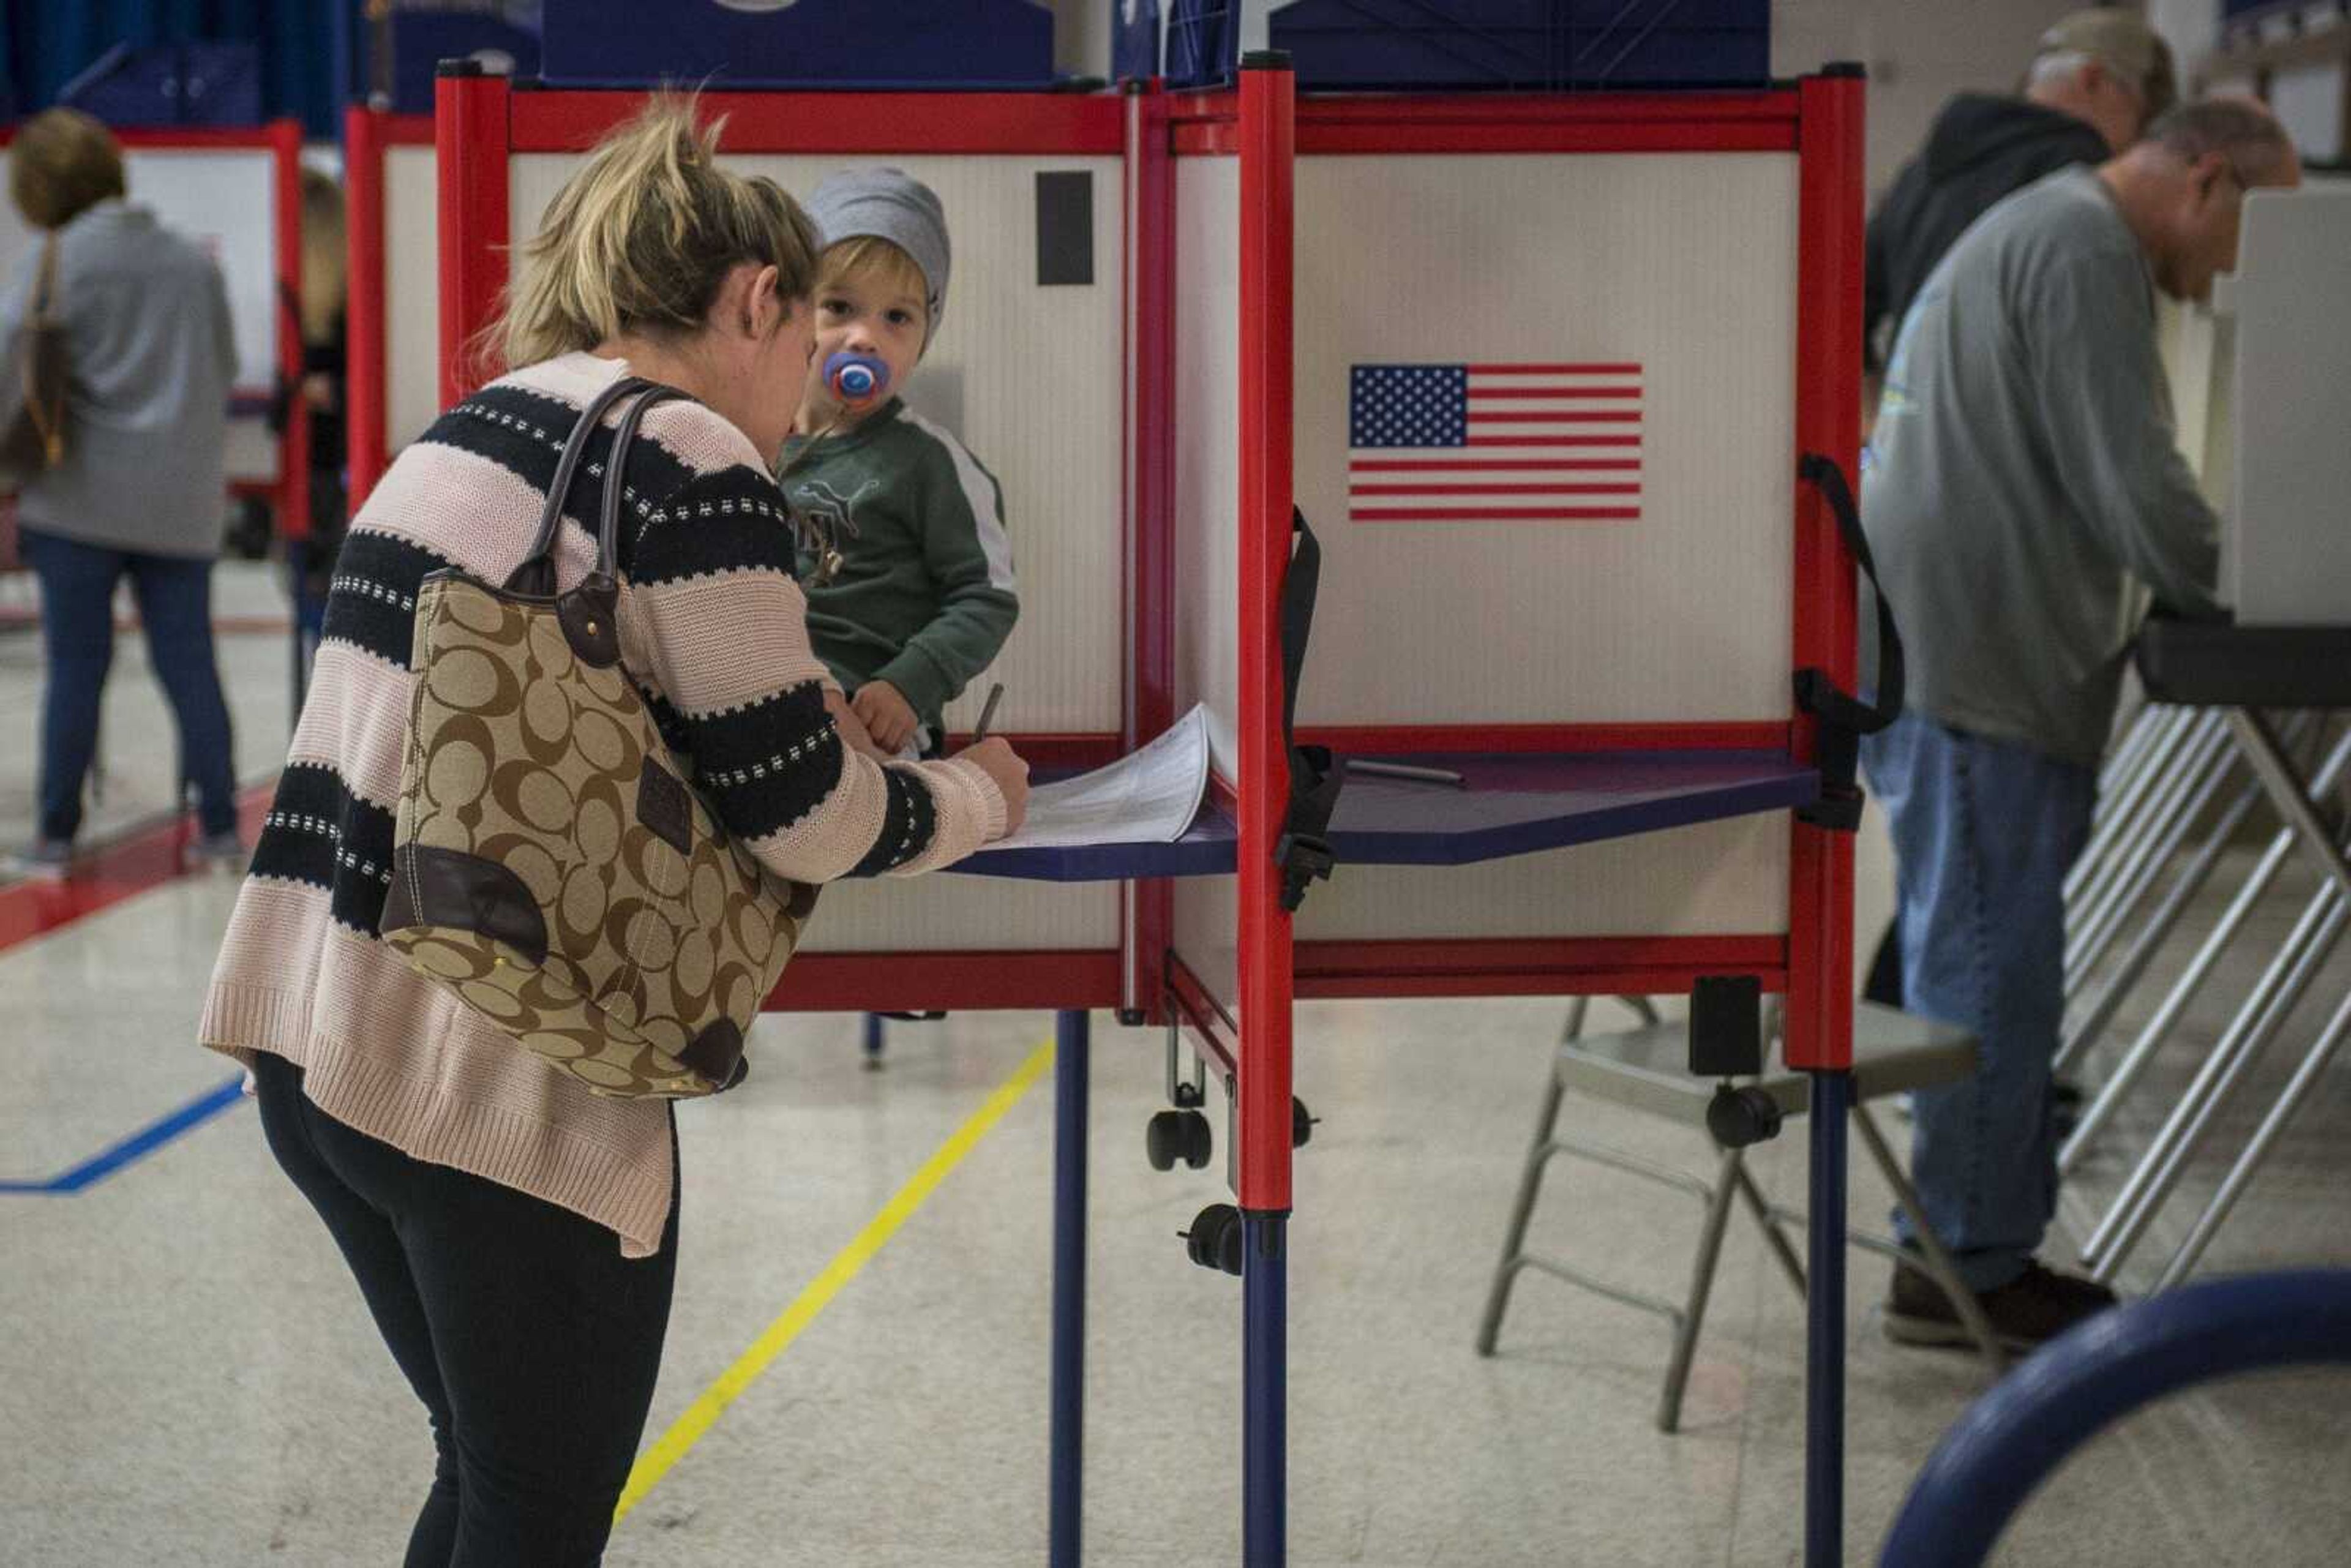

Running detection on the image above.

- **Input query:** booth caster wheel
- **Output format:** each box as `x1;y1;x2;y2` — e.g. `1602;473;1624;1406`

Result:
1180;1202;1245;1275
1146;1108;1213;1171
1706;1083;1785;1149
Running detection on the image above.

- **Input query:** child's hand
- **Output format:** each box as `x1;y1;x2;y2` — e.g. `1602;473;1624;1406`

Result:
824;688;888;761
850;681;920;754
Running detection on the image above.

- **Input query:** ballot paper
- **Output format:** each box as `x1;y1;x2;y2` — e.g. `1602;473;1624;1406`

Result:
986;704;1210;851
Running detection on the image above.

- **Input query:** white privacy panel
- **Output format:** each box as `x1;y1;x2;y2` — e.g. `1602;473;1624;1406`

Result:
1297;812;1788;942
0;144;283;484
798;874;1116;952
2227;187;2351;626
128;148;282;393
386;142;442;452
512;151;1125;735
1167;155;1242;1018
1292;152;1800;726
1170;155;1240;778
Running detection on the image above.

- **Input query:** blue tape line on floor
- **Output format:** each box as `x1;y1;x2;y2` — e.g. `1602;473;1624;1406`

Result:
0;1075;247;1194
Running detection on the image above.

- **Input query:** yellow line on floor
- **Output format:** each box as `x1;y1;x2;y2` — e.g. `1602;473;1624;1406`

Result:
614;1036;1057;1522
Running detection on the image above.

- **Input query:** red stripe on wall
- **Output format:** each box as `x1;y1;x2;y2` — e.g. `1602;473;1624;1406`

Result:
1464;387;1641;399
1466;362;1643;375
1467;435;1638;447
1463;411;1645;424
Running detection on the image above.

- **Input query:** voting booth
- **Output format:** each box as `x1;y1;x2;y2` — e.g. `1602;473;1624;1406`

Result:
343;108;442;512
0;122;310;540
2054;185;2351;1300
433;60;1870;1566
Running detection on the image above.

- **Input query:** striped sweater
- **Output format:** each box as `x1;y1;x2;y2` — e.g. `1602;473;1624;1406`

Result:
200;352;1008;1256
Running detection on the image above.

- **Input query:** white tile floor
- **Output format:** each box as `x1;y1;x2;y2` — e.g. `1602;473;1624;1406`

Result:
4;563;2349;1564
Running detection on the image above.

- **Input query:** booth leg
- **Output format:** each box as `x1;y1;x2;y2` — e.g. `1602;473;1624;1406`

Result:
861;1012;886;1069
1243;1211;1288;1567
1050;1008;1089;1568
1805;1069;1850;1568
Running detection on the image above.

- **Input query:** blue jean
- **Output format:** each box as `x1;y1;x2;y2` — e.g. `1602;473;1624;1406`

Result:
1862;710;2098;1291
21;528;237;841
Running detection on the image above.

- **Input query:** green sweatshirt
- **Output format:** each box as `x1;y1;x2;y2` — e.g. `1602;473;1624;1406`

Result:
779;399;1020;736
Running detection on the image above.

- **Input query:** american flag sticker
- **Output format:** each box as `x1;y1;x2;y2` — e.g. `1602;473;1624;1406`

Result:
1347;362;1643;523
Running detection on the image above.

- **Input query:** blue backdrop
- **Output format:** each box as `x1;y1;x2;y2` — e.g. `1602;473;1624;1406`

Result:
1;1;345;133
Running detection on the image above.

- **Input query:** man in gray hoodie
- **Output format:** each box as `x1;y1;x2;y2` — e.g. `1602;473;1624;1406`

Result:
1862;99;2299;1350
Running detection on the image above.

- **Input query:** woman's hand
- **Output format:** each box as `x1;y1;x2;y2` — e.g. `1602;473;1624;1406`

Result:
850;680;920;754
959;737;1029;837
823;688;888;761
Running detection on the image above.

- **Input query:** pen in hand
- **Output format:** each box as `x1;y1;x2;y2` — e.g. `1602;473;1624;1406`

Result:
970;683;1005;745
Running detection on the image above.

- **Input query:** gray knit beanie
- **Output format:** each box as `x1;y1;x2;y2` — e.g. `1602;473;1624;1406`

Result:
805;167;951;343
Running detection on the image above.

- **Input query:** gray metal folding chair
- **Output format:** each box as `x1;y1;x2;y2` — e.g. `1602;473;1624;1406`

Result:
1475;997;2002;1431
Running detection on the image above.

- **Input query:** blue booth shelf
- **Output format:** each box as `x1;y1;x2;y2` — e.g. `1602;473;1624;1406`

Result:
1123;1;1771;94
539;0;1057;90
954;749;1818;882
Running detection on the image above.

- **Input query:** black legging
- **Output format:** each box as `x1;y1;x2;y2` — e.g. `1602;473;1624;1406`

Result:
252;1052;677;1566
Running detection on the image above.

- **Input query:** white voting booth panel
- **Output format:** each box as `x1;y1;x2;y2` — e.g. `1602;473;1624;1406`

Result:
1169;154;1242;1006
506;146;1129;954
386;142;442;455
2224;187;2351;626
508;151;1125;738
0;140;285;484
1287;151;1801;943
1292;154;1798;726
797;874;1116;954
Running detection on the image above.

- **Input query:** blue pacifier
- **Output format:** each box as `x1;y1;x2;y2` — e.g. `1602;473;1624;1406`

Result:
824;351;889;405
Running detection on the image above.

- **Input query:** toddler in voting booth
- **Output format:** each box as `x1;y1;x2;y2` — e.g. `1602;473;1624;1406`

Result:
780;168;1019;760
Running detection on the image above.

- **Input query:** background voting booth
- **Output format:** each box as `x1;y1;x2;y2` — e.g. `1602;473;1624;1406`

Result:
0;122;311;552
343;108;441;516
2053;184;2351;1302
433;59;1872;1567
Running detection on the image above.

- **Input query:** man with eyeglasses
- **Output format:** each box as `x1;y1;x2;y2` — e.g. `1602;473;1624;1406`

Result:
1860;99;2301;1352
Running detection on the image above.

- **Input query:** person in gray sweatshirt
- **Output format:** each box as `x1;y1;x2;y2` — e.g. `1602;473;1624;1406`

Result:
1862;99;2300;1351
0;109;241;878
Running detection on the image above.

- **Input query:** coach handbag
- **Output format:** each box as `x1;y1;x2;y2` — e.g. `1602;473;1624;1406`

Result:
380;376;817;1099
0;238;70;486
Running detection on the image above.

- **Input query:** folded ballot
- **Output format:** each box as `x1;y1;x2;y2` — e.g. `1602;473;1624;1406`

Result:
986;703;1209;851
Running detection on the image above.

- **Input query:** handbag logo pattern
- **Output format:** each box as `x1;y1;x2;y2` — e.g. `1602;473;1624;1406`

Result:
379;379;816;1099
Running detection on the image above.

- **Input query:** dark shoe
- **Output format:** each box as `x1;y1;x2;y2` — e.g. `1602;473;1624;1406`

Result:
4;837;75;880
2050;1076;2086;1141
187;831;249;875
1886;1258;2118;1352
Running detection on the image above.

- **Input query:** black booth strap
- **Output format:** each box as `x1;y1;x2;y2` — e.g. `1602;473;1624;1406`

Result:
1275;508;1341;912
1793;453;1905;833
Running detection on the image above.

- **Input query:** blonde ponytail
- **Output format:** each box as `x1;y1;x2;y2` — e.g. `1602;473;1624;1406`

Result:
492;94;821;371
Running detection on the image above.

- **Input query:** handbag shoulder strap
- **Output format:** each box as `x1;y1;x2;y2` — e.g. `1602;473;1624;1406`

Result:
32;236;60;321
504;372;650;595
1793;452;1905;832
596;383;685;579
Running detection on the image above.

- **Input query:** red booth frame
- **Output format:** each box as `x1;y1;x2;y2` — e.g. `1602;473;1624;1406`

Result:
342;106;434;513
429;65;1867;1568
